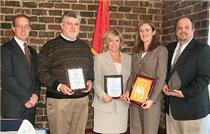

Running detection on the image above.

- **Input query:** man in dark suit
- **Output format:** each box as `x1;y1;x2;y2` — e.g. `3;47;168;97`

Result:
163;17;210;134
1;14;40;126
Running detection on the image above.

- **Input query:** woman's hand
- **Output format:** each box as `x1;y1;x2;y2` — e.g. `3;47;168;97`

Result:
102;94;112;103
141;100;153;109
162;84;172;96
120;91;130;103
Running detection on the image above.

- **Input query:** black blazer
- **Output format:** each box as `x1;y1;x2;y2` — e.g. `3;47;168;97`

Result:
1;38;40;119
165;38;210;120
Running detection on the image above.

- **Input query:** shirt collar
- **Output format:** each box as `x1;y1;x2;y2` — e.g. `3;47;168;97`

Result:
61;33;77;41
176;37;193;51
14;36;26;53
177;37;193;47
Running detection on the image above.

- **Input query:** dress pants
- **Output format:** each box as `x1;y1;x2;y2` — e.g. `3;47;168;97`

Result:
22;107;36;126
47;96;89;134
130;99;161;134
166;108;210;134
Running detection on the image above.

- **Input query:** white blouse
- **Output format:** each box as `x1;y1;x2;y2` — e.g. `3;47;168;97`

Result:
114;62;122;74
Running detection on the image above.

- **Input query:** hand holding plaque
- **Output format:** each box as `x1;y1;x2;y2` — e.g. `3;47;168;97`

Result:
129;75;156;105
66;68;86;91
104;75;123;98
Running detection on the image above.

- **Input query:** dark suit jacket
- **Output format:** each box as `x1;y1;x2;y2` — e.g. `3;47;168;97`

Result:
1;38;40;121
166;38;210;120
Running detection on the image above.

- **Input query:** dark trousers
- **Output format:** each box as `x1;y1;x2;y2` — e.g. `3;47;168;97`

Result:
22;107;36;126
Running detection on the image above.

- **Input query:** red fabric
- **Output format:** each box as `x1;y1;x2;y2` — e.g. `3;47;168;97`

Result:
91;0;110;55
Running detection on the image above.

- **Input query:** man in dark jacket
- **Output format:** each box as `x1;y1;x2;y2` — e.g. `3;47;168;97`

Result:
1;14;40;126
163;16;210;134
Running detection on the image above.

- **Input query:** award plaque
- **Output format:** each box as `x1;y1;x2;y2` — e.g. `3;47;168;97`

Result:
104;75;123;98
168;71;181;91
129;75;156;105
66;68;86;91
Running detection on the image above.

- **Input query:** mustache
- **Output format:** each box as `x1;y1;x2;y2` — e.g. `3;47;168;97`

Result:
180;32;187;35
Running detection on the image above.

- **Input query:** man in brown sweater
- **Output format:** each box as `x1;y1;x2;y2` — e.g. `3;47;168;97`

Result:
37;11;94;134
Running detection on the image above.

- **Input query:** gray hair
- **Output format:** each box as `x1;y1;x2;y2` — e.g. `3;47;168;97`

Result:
61;11;81;23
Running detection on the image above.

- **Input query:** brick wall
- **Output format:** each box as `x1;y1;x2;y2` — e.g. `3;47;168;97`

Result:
162;0;209;45
0;0;209;130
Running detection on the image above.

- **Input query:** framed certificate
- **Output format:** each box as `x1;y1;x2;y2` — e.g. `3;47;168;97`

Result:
129;75;156;105
104;75;123;98
66;68;86;91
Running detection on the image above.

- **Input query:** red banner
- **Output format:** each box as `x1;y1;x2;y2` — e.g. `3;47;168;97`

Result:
91;0;110;55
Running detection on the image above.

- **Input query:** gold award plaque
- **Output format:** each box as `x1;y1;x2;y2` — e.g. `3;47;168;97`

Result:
130;75;156;105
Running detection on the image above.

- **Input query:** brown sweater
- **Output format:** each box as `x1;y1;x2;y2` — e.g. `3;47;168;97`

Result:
37;36;94;99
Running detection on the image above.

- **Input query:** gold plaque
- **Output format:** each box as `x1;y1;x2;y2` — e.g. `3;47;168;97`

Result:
129;75;156;105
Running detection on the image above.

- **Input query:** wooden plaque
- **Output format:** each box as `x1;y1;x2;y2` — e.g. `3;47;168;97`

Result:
129;75;156;105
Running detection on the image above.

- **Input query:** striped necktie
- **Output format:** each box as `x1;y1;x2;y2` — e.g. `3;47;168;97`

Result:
171;44;182;69
23;43;32;64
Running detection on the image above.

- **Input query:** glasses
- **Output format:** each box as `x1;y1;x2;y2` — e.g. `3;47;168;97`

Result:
15;24;31;29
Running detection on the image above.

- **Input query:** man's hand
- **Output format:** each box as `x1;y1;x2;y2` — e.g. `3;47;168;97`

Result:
25;94;38;108
60;83;74;95
30;94;38;106
170;90;185;98
25;101;33;108
162;84;184;98
82;80;93;93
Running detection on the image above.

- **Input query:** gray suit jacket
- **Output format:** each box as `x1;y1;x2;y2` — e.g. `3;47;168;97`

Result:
92;51;131;113
126;45;168;103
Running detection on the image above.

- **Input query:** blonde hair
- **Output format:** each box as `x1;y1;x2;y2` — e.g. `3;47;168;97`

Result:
103;29;125;51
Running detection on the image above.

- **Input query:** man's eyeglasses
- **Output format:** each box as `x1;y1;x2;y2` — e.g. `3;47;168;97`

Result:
15;25;31;29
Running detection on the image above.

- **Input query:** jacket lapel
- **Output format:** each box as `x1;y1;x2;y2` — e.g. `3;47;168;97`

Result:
105;51;118;74
120;53;127;75
136;51;143;71
136;51;151;72
171;39;195;73
11;38;32;71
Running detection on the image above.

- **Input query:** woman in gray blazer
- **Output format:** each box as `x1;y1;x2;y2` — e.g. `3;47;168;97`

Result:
92;29;131;133
125;21;168;134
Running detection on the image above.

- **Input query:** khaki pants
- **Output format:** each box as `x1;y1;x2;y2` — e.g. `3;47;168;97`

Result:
166;109;209;134
47;96;89;134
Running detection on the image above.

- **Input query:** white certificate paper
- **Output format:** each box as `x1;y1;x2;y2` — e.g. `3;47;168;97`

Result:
67;68;85;90
107;77;122;97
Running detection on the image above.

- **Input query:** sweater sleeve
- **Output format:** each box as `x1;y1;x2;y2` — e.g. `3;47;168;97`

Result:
36;43;59;90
